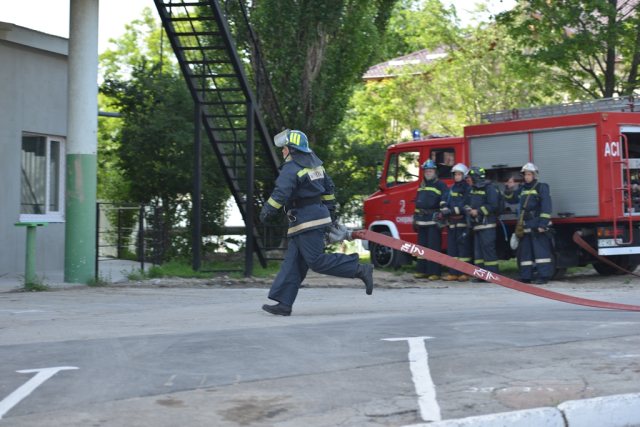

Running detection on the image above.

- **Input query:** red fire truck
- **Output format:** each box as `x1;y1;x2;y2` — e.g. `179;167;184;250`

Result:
363;96;640;278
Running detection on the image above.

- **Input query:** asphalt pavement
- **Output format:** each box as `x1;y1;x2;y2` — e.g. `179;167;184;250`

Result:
0;282;639;426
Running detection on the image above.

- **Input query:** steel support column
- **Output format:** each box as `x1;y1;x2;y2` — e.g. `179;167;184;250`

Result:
245;103;255;277
64;0;99;283
193;103;202;271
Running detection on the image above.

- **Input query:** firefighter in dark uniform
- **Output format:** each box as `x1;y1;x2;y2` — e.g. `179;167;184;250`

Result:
413;160;448;279
441;163;472;282
259;129;374;316
465;167;500;282
505;162;553;284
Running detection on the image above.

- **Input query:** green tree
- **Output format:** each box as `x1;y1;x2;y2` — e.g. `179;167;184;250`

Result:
99;10;230;258
496;0;640;98
252;0;397;152
101;62;229;257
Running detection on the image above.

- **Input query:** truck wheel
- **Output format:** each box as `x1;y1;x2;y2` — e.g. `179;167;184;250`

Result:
593;255;630;276
370;231;400;269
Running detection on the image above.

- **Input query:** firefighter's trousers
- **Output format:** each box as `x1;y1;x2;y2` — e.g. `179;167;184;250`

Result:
268;227;360;306
417;225;442;276
518;230;552;280
447;222;472;276
473;225;499;274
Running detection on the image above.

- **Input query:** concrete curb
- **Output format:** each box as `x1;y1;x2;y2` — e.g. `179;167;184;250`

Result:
558;392;640;427
404;392;640;427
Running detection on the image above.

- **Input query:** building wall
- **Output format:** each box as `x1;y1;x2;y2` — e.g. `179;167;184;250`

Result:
0;24;68;275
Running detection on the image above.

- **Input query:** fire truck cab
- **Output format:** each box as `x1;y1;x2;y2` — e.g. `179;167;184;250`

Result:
363;97;640;277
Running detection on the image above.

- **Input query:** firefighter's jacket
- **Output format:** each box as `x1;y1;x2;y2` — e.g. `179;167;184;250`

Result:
261;157;335;237
443;180;471;218
465;180;499;229
414;178;448;226
504;179;552;230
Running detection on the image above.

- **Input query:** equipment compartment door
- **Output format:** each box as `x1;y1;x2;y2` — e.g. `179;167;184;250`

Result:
532;126;598;218
469;133;529;169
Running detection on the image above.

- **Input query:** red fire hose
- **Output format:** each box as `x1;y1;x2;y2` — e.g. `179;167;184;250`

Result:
353;229;640;312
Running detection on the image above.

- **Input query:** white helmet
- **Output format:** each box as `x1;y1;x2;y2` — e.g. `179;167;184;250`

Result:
451;163;469;175
520;162;539;178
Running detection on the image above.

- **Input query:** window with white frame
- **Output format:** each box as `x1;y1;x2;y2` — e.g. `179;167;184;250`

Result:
20;133;65;222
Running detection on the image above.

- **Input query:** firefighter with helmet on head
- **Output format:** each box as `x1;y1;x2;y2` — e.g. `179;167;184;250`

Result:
505;163;553;284
259;129;374;316
465;167;500;282
441;163;472;282
413;159;448;279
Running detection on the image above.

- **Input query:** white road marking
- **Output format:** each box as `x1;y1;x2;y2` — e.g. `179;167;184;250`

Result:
383;336;441;422
610;354;640;358
0;367;79;419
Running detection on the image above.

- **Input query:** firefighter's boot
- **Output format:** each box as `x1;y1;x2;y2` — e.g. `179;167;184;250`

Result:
458;275;469;282
356;264;374;295
428;275;441;280
442;274;459;281
414;273;428;279
262;302;292;316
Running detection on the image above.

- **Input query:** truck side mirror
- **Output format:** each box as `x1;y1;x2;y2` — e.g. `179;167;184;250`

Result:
376;161;383;180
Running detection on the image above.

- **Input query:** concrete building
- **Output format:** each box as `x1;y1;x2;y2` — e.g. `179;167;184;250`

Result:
0;22;69;275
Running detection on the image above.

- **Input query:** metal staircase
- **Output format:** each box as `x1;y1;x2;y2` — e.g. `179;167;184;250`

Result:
479;95;640;123
153;0;288;269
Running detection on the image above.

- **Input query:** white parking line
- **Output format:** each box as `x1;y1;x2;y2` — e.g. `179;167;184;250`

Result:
0;367;79;419
383;336;441;422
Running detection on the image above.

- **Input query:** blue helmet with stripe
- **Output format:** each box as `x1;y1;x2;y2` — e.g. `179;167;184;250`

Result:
421;159;437;170
273;129;312;153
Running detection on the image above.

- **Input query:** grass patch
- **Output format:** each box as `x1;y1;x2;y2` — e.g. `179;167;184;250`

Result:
499;258;519;274
22;275;51;292
121;256;283;280
87;271;112;287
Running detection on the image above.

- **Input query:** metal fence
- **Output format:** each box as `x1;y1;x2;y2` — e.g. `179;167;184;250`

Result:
95;203;166;279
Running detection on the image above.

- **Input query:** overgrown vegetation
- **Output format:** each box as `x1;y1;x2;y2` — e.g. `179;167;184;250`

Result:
21;275;51;292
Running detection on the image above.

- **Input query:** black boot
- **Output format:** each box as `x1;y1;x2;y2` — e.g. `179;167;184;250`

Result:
356;264;374;295
534;278;548;285
262;302;292;316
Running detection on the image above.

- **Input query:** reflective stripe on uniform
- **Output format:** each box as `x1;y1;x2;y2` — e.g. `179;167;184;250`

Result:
481;206;489;215
297;166;325;179
474;259;484;264
520;261;534;266
416;221;436;226
521;189;538;196
287;217;332;235
418;187;442;195
322;194;335;201
454;207;460;215
485;261;499;266
540;213;551;218
459;257;472;262
536;258;551;263
267;197;282;209
451;223;467;228
473;223;496;230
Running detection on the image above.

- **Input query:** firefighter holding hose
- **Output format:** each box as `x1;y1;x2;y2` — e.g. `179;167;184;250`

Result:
441;163;472;282
259;129;374;316
465;167;500;282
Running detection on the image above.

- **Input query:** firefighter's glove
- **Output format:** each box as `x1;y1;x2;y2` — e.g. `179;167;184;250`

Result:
330;213;338;224
327;222;352;244
412;215;418;232
441;208;452;217
260;212;274;225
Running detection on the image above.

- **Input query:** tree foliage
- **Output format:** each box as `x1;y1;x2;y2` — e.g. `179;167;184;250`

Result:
496;0;640;98
252;0;397;152
98;10;229;258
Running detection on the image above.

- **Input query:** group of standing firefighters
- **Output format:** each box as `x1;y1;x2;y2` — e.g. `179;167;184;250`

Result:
413;160;553;285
